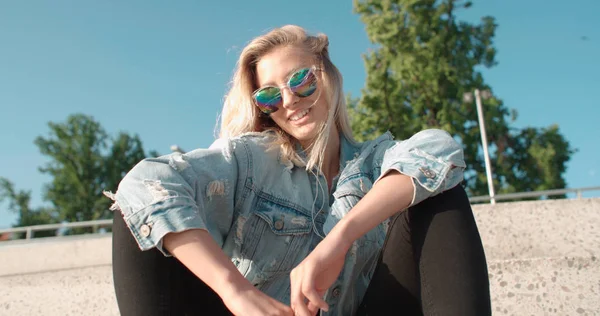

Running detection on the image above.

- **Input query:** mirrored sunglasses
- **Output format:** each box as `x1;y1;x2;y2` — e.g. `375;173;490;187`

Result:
253;66;318;115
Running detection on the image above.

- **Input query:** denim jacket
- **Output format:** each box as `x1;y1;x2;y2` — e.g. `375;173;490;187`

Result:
109;129;465;316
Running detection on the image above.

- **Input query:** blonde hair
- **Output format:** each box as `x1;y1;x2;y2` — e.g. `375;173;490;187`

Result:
218;25;356;172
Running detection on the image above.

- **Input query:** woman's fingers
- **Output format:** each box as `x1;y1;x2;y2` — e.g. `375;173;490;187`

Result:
279;304;294;316
301;276;329;312
290;269;312;316
292;301;312;316
307;301;321;316
291;266;329;316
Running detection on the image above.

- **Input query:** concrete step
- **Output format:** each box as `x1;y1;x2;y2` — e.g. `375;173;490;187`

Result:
477;198;600;314
2;255;598;315
1;198;598;315
0;265;118;316
472;198;599;260
488;256;599;315
0;234;111;277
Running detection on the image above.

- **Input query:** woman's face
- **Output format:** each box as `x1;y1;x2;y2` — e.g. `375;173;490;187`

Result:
255;45;328;146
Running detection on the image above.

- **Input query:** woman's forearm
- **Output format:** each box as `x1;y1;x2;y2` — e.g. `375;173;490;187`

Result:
161;172;412;300
163;229;253;299
331;171;414;245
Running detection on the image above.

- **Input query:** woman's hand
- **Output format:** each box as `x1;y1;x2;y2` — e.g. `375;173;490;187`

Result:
223;283;294;316
290;172;414;315
289;233;352;316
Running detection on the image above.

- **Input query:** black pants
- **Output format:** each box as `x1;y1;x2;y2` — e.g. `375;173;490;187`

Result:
112;185;491;315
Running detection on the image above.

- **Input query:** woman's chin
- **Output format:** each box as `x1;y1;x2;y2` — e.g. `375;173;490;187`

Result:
290;124;317;142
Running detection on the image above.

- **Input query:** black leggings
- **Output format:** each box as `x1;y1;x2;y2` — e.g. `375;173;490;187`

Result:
112;185;491;315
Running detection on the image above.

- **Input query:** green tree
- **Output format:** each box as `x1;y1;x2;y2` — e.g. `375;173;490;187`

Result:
0;178;57;237
35;114;148;224
351;0;575;198
1;114;154;237
500;125;573;196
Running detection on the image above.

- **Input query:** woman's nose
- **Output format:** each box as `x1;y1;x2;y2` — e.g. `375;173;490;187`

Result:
280;87;300;109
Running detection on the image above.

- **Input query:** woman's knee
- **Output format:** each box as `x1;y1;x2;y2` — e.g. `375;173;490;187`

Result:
409;184;471;216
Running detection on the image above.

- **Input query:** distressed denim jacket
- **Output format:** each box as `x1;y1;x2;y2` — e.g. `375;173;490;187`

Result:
110;129;465;316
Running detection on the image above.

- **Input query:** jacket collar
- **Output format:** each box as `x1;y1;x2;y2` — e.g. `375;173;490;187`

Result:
339;133;363;170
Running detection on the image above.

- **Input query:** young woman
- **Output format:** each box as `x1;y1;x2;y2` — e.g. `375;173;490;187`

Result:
109;25;491;316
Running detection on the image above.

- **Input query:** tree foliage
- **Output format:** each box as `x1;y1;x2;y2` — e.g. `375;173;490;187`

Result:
1;114;155;236
0;178;57;237
351;0;575;197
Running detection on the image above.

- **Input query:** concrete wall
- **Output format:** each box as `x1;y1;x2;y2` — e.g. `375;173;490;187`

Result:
475;198;599;315
0;234;115;316
1;198;598;315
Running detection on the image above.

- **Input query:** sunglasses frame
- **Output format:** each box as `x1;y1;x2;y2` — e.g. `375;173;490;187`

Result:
252;65;320;115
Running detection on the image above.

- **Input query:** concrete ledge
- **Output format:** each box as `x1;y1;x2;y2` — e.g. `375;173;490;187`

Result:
472;198;599;260
0;234;112;276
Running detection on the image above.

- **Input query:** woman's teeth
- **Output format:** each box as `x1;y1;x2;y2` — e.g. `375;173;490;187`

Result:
290;108;310;121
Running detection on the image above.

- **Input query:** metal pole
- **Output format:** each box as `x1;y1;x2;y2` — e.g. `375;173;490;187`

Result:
26;227;33;240
475;89;496;204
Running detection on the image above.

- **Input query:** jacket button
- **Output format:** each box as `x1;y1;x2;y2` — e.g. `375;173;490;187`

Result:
332;287;341;298
274;220;284;230
419;167;436;179
140;224;151;237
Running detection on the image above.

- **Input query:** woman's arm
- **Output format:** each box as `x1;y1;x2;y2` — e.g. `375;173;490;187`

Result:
328;170;413;245
333;128;466;247
112;137;293;315
163;229;250;299
164;229;294;316
291;129;466;316
289;171;414;316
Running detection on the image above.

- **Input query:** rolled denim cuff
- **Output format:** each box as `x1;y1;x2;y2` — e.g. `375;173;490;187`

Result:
377;149;462;207
120;195;206;257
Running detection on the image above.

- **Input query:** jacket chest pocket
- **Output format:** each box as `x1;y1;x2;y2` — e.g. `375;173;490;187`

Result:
239;197;314;274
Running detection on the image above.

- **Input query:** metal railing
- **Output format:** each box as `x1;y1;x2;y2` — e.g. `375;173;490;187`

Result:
0;219;112;240
468;185;600;203
1;186;599;241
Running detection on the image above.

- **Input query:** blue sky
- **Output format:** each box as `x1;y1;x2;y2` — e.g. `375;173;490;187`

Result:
1;0;598;228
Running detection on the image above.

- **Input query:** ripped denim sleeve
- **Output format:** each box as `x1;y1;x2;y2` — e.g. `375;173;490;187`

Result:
374;129;466;207
105;139;241;256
